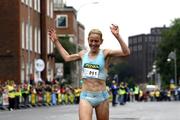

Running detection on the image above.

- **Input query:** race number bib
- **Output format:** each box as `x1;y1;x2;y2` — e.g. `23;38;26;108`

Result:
83;63;100;78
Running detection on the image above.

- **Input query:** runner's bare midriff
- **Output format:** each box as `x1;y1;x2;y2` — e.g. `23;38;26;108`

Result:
81;79;106;92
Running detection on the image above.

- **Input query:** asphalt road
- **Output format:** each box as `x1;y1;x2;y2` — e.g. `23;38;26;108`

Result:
0;101;180;120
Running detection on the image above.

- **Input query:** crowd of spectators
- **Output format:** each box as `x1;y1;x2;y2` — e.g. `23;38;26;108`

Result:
109;81;180;106
0;79;81;111
1;79;180;111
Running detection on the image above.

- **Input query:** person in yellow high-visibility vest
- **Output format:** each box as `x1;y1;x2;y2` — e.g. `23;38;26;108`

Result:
139;89;143;101
118;82;126;105
6;80;15;111
30;85;37;106
167;89;171;101
14;84;22;109
46;91;51;105
68;92;75;104
21;81;31;108
155;89;160;101
57;89;62;104
134;85;140;101
74;87;81;104
149;90;155;101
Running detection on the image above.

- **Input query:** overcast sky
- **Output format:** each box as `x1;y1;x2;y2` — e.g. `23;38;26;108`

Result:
65;0;180;49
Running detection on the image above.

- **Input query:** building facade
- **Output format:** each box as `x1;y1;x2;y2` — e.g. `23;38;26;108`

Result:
128;26;169;84
0;0;55;84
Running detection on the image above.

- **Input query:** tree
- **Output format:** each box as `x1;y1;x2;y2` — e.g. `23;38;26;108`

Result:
54;35;76;62
156;18;180;87
108;61;134;86
54;35;79;83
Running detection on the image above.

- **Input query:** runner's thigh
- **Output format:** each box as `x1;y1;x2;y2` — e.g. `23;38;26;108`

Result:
79;99;93;120
95;100;109;120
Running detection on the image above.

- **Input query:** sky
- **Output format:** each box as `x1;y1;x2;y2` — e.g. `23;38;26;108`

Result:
65;0;180;49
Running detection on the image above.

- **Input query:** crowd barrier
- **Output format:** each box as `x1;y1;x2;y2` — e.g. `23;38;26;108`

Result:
0;91;77;111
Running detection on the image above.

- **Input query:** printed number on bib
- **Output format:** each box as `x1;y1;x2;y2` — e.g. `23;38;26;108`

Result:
83;63;100;78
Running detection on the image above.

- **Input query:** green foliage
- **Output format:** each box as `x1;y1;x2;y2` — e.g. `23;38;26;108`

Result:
108;61;134;85
54;35;76;62
156;18;180;86
54;35;77;82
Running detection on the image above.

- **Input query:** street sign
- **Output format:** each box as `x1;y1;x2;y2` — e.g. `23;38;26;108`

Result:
35;59;45;72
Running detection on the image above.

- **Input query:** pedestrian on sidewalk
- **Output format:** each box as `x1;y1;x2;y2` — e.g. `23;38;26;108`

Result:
49;24;130;120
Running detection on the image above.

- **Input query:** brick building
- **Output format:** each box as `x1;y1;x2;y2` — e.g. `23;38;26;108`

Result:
0;0;55;84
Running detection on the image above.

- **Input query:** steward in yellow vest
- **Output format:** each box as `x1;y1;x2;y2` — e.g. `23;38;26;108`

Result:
155;89;160;101
21;81;30;108
6;80;15;111
118;83;126;105
14;84;22;109
134;85;140;101
74;87;81;104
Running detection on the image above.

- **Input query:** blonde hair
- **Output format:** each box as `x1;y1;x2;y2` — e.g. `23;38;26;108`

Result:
88;29;103;40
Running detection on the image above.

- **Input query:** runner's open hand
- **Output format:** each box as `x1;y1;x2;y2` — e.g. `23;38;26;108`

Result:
49;27;58;43
110;24;119;38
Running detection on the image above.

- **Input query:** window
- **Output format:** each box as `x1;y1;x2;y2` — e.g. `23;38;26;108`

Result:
47;31;54;53
21;58;25;83
54;0;62;4
34;27;37;52
26;63;29;81
133;37;137;44
26;23;32;51
29;0;32;8
128;39;131;45
148;36;152;41
30;25;32;51
138;36;142;43
25;0;32;7
50;40;54;53
145;37;148;42
38;28;41;53
133;46;137;51
37;0;41;12
129;46;133;52
56;15;68;28
21;21;25;49
138;45;142;51
34;0;37;11
47;32;50;53
25;0;28;5
26;23;29;49
53;0;65;8
50;0;53;18
47;0;53;18
47;0;50;16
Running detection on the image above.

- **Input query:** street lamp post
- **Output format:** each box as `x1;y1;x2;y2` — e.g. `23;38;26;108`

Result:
167;50;177;85
152;62;161;88
147;61;161;88
152;64;156;85
147;71;154;84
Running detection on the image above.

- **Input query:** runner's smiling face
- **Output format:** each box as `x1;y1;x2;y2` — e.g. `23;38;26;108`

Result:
88;33;103;53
